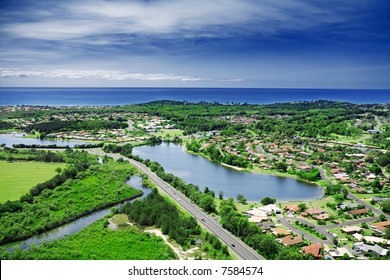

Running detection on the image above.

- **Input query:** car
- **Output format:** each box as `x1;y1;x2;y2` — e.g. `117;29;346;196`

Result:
231;244;236;248
201;218;205;222
178;198;181;201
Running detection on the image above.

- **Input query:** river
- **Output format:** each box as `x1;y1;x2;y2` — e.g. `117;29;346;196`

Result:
6;176;150;251
132;142;323;201
0;133;88;147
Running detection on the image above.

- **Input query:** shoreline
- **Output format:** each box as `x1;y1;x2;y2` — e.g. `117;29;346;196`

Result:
180;142;325;201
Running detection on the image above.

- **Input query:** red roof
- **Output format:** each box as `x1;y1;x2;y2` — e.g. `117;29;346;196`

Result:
348;208;368;215
302;243;322;258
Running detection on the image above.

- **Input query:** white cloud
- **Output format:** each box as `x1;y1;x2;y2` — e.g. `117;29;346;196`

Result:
2;0;349;41
0;68;242;82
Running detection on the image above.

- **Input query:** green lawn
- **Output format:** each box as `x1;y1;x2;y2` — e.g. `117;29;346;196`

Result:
0;161;66;203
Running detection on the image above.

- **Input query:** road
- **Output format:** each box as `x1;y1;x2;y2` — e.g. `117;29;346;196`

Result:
89;150;265;260
280;216;378;245
347;193;390;219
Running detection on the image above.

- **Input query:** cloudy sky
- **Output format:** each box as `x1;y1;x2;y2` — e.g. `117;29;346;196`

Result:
0;0;389;88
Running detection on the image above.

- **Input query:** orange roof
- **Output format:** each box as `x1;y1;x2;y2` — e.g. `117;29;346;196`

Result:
371;220;390;232
285;205;299;212
302;243;322;258
279;236;304;246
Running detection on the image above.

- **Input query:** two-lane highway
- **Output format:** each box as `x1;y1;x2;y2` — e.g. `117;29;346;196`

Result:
89;150;264;260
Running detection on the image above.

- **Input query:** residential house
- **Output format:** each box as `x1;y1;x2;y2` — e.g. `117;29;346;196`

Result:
348;209;368;216
327;247;353;258
306;208;324;216
353;242;388;257
342;226;363;234
313;214;330;220
370;221;390;234
284;205;299;213
302;243;322;259
271;228;290;237
279;236;304;246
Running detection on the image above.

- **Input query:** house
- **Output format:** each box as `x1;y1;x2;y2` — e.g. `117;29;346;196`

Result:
370;220;390;233
284;205;299;213
342;226;363;234
297;165;312;172
302;243;322;258
348;209;368;216
328;247;353;258
259;204;282;215
306;208;324;215
313;214;330;220
352;233;363;241
279;235;304;246
258;221;275;232
271;228;291;236
363;236;390;246
353;242;388;256
245;204;281;217
248;216;268;223
339;202;358;210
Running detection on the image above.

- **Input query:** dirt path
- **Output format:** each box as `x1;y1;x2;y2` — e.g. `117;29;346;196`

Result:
145;229;199;260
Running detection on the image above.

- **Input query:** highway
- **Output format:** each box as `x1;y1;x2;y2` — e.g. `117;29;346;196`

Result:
89;150;265;260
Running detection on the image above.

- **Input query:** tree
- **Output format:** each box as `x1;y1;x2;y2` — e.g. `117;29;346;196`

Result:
236;193;247;204
384;227;390;240
379;214;387;222
261;197;276;205
218;191;224;200
381;199;390;213
275;162;288;172
298;203;307;212
55;167;62;174
200;195;217;213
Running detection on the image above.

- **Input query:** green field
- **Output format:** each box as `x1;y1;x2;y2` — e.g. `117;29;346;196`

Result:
0;161;66;203
0;219;176;260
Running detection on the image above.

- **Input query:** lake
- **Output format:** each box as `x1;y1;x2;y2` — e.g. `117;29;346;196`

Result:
132;142;323;201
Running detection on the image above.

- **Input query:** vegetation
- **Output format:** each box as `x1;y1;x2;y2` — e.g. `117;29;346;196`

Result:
261;197;276;205
0;152;141;245
118;190;230;259
0;161;66;203
381;199;390;213
25;120;127;134
0;219;176;260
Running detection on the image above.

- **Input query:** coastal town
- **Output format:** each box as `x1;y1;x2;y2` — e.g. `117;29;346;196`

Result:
1;101;389;260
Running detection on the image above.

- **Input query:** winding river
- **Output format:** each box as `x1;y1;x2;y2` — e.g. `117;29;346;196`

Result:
133;142;323;201
6;176;150;251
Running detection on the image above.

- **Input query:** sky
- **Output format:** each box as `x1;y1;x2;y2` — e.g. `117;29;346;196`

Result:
0;0;389;88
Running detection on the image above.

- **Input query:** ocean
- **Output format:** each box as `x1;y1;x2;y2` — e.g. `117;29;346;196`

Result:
0;87;389;106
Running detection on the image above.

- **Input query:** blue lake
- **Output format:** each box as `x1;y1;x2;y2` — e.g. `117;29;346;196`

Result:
133;142;323;201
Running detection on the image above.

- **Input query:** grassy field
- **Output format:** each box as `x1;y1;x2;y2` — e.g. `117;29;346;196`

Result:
0;219;176;260
0;161;66;203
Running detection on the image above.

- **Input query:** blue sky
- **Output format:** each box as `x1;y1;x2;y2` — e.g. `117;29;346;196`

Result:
0;0;389;88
